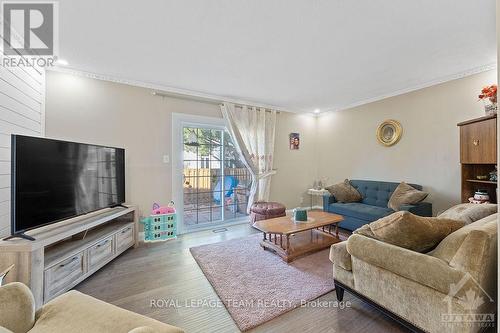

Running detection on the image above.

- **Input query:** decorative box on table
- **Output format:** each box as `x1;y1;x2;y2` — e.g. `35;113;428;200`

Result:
141;213;177;242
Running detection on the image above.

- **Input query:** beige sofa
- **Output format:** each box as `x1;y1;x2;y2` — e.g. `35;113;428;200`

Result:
0;282;184;333
330;213;497;333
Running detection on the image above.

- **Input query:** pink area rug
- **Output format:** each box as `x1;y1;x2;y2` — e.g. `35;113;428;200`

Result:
190;234;335;331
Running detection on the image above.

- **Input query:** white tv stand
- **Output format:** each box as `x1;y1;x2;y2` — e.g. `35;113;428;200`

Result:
0;205;138;308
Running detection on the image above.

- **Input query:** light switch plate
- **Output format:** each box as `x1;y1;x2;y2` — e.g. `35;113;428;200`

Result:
163;155;170;163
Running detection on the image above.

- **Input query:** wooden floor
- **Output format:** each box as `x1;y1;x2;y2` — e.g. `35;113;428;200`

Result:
75;223;409;333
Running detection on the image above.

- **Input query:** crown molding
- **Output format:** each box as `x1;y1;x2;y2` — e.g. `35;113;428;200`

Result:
320;62;497;114
48;62;496;116
46;66;296;113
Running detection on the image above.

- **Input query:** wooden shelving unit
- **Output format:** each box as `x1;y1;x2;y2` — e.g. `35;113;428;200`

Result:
465;179;497;185
458;114;497;203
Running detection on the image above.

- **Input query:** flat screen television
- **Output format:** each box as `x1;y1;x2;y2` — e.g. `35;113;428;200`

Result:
10;135;125;238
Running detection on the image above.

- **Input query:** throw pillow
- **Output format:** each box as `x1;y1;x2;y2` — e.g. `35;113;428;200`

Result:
325;179;362;203
352;224;376;238
355;211;464;252
388;182;428;211
437;203;497;224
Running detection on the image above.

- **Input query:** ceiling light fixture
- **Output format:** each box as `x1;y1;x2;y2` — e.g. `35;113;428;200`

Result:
314;109;320;114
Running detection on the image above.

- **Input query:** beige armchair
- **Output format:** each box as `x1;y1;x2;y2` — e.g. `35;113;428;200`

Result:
330;213;497;333
0;282;183;333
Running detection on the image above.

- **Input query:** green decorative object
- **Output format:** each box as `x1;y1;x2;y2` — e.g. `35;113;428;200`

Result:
141;213;177;242
293;208;308;222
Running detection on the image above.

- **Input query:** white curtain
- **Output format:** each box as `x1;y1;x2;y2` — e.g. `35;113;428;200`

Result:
220;103;277;213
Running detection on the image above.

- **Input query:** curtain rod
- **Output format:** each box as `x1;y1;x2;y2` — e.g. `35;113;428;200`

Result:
222;103;280;114
152;91;281;113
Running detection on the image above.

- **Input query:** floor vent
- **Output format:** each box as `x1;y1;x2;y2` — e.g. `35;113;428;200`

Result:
212;228;228;233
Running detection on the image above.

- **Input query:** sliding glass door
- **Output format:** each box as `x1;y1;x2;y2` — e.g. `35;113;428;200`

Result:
182;126;251;228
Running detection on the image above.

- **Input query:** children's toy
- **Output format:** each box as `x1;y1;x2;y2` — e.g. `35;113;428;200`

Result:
142;202;177;242
213;176;238;204
151;201;176;215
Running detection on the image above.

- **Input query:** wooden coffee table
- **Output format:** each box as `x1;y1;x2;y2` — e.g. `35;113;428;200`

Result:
252;211;344;262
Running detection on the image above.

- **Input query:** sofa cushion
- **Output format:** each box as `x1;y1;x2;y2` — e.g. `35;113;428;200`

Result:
352;224;376;238
429;213;497;264
0;282;35;333
388;182;428;211
328;202;393;221
430;213;497;289
346;234;477;298
325;179;361;203
357;211;464;252
437;203;497;224
30;290;183;333
349;180;422;208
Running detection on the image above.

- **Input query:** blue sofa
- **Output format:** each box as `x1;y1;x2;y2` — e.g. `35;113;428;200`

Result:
323;180;432;231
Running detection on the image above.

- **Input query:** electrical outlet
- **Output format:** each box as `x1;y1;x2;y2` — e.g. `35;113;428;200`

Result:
163;155;170;164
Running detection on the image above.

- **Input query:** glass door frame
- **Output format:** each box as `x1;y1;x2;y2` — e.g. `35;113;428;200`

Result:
182;124;227;226
172;113;249;234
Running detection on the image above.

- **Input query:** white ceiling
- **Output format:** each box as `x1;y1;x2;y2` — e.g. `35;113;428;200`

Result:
58;0;496;113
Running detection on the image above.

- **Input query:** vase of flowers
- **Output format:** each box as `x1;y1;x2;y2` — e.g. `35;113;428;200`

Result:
478;84;497;115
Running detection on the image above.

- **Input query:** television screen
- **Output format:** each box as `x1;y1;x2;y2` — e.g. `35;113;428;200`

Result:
12;135;125;235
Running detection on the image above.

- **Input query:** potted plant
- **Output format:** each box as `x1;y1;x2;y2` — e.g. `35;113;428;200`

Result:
478;84;497;115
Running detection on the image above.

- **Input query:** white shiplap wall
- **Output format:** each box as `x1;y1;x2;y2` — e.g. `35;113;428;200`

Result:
0;57;45;237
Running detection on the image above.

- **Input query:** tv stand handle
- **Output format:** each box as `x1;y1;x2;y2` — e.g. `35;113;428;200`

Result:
59;256;79;268
95;239;110;248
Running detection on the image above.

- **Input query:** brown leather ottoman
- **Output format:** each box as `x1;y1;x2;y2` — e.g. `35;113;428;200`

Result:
250;201;286;223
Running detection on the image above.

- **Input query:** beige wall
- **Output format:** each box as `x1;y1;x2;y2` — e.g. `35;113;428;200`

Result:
46;69;497;220
45;71;220;219
316;70;497;215
270;112;318;207
45;71;316;220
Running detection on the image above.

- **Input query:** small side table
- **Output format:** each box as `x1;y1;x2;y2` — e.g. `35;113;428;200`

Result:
307;188;330;209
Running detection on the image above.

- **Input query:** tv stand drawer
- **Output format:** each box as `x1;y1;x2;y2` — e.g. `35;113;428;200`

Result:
44;252;85;300
116;224;134;253
88;236;114;270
